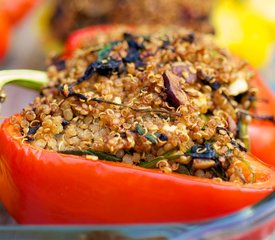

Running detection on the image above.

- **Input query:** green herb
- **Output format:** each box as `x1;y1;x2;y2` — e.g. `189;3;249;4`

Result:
139;156;166;168
59;150;122;162
209;50;220;57
211;166;228;181
240;156;256;183
139;149;184;168
200;114;209;122
136;124;146;135
236;113;250;150
144;133;157;143
135;124;157;144
98;41;118;61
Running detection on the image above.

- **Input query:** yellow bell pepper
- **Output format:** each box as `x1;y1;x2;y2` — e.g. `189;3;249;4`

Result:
211;0;275;67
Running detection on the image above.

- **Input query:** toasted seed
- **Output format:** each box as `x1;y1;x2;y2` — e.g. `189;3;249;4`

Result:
192;158;216;169
25;111;36;121
178;156;192;164
63;108;74;121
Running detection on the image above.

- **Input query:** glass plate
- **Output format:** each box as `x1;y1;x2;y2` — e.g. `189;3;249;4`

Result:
0;192;274;240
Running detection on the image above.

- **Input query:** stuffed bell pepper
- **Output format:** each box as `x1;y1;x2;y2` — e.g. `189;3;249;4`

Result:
65;25;275;167
0;0;39;61
47;0;214;42
0;26;275;224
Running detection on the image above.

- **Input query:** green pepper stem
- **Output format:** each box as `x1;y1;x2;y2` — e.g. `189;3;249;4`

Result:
0;69;48;103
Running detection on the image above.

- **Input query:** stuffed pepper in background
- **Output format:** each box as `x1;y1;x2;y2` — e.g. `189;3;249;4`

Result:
44;0;214;43
0;0;39;61
1;26;275;224
38;0;275;89
0;11;11;61
211;0;275;68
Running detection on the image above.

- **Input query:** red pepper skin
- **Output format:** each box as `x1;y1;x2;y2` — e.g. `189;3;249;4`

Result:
0;11;11;61
248;71;275;167
0;117;274;224
65;25;134;56
0;0;39;60
1;0;38;26
65;25;119;55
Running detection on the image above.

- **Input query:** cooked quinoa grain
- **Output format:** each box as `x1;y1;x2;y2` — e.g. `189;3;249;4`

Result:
16;27;260;183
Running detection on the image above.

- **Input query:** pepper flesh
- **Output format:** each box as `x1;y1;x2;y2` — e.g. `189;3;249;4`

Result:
248;71;275;167
1;25;275;224
0;11;11;61
0;116;275;224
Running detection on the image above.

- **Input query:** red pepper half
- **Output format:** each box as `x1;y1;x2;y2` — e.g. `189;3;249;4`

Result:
249;71;275;167
0;0;39;60
1;26;275;224
65;25;275;167
0;11;11;61
1;0;38;26
0;116;275;224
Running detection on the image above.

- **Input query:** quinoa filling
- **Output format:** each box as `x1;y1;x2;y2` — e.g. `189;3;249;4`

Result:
13;27;261;183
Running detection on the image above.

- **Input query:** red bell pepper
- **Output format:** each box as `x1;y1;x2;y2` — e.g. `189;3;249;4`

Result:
0;11;11;60
1;26;275;225
0;0;39;61
65;25;275;167
248;71;275;167
0;116;275;224
1;0;38;26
